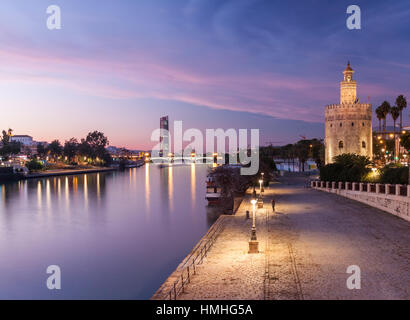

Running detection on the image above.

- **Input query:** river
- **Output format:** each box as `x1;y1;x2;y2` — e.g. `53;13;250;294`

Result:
0;164;220;299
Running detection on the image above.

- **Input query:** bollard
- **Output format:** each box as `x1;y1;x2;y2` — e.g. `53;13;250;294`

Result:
395;184;400;196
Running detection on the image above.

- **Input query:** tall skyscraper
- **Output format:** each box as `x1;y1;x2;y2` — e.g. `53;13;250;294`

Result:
159;116;169;157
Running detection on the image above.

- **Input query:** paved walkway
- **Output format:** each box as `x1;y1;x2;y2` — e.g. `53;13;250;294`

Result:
178;174;410;300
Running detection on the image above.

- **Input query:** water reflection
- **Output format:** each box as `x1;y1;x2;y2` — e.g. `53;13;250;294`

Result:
145;164;150;213
0;165;221;299
191;163;196;209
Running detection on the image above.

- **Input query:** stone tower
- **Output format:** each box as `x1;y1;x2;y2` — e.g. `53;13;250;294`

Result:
325;62;372;164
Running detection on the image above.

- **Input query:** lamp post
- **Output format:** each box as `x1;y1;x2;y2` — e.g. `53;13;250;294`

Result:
259;179;263;194
252;185;257;199
248;199;259;253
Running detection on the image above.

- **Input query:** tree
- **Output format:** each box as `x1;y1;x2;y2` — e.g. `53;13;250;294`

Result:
37;143;48;159
295;140;311;172
390;106;400;161
311;139;325;169
380;101;391;132
375;106;384;132
26;159;44;172
47;140;63;161
0;142;21;160
85;131;109;160
63;138;79;162
320;153;372;182
401;132;410;152
1;129;12;145
0;128;20;160
78;139;92;159
396;95;407;130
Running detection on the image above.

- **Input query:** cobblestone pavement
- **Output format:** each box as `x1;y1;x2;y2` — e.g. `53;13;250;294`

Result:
179;174;410;300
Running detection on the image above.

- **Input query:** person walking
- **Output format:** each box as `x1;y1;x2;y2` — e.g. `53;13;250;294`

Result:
271;199;275;212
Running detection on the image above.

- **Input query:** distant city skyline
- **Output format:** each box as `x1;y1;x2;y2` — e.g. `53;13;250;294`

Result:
1;0;409;149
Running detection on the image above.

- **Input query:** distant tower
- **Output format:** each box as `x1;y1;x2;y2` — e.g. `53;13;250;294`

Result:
159;116;169;157
325;62;372;164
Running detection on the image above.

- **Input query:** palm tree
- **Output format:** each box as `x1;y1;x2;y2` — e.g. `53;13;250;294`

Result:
380;101;391;133
396;95;407;130
375;106;384;132
390;106;400;161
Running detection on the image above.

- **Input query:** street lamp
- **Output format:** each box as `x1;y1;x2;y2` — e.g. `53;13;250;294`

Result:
249;199;258;253
259;179;263;193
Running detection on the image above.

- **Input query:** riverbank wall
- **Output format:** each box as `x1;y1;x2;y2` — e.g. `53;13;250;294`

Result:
151;214;229;300
25;167;118;179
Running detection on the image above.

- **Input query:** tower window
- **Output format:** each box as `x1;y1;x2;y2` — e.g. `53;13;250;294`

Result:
339;141;344;149
362;141;366;148
330;124;333;128
362;122;365;126
340;123;342;127
351;122;354;127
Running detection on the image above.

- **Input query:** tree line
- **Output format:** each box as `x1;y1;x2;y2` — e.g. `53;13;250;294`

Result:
0;129;111;167
37;131;111;165
375;95;407;134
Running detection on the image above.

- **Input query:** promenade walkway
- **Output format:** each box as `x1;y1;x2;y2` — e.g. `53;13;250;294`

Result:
177;174;410;300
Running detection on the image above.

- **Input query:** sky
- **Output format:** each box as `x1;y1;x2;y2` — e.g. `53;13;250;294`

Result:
0;0;409;150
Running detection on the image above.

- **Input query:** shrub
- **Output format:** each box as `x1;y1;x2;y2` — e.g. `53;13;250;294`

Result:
26;159;44;172
379;165;408;184
320;163;342;181
320;153;371;182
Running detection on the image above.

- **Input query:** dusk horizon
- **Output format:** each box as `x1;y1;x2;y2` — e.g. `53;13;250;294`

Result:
1;0;409;150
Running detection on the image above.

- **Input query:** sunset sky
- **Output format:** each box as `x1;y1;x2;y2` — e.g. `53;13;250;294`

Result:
1;0;409;150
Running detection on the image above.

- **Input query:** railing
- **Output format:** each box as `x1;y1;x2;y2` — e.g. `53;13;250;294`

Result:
163;216;227;300
311;180;410;197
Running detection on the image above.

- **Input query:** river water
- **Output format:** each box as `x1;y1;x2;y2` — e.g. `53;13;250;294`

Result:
0;164;220;299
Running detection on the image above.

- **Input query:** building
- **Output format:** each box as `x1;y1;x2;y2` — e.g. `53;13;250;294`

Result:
159;116;169;157
10;135;33;146
325;62;373;164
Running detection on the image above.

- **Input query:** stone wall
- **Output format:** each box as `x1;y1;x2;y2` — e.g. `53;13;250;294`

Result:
325;103;372;164
311;181;410;222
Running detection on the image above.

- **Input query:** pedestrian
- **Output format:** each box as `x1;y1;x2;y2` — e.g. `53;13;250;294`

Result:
246;210;250;219
271;199;275;212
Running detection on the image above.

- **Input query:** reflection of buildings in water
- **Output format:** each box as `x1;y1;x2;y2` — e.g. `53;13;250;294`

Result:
57;178;61;203
145;164;150;212
97;173;100;201
84;175;88;209
46;180;51;211
73;177;78;195
65;177;70;210
191;163;196;209
168;166;173;212
37;181;42;209
79;173;107;210
159;166;170;215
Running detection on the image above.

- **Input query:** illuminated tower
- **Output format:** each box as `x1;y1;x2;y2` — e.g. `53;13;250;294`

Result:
325;62;373;164
159;116;169;157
